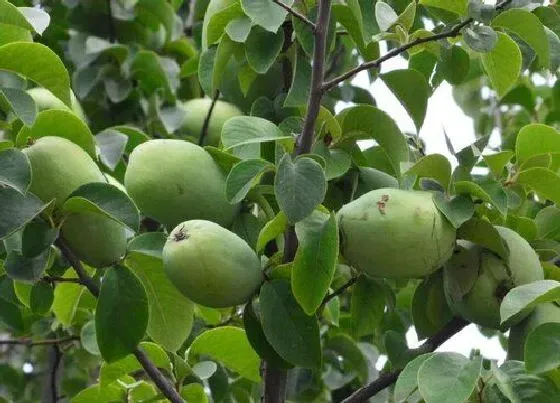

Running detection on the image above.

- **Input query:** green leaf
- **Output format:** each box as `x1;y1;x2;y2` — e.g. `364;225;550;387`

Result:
126;252;194;352
130;51;177;101
0;187;51;240
312;143;351;180
0;87;36;126
0;42;71;106
0;276;24;332
516;124;560;164
463;25;498;53
433;193;474;229
284;45;311;108
274;154;327;223
206;2;244;47
0;0;34;32
483;151;514;177
395;354;433;403
81;320;100;355
256;211;287;252
0;23;31;46
381;69;429;131
535;207;560;239
406;154;451;190
481;32;522;97
0;148;30;194
457;217;509;260
259;280;322;369
96;267;149;362
340;106;409;175
188;326;261;382
52;270;86;327
385;331;414;369
375;2;398;32
332;3;366;54
16;109;96;158
4;247;50;282
419;0;467;15
181;383;208;402
226;159;274;204
412;272;453;339
492;8;549;67
221;116;291;149
525;323;560;374
22;220;57;258
226;16;252;42
440;45;470;84
95;129;128;172
17;7;50;35
29;281;53;315
246;26;284;74
135;0;176;41
71;383;123;403
418;353;482;403
517;167;560;205
127;232;166;259
500;280;560;328
241;0;291;33
454;180;507;217
292;211;338;315
351;277;385;337
325;333;369;383
63;182;140;232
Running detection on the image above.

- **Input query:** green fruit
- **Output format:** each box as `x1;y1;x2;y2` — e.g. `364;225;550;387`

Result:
445;226;544;329
507;302;560;361
201;0;237;50
61;213;127;268
23;136;104;207
124;139;238;228
181;98;242;146
163;220;263;308
27;87;87;121
337;189;456;278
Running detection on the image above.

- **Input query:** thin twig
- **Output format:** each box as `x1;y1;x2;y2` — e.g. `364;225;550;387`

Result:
341;317;469;403
106;0;117;43
56;238;184;403
272;0;315;30
198;90;220;146
320;275;360;309
0;336;79;347
50;345;62;403
43;276;86;286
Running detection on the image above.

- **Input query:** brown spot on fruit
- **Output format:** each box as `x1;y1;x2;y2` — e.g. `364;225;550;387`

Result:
173;225;189;242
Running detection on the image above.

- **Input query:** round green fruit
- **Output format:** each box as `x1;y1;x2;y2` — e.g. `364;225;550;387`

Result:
27;87;87;121
337;189;456;278
201;0;237;50
507;302;560;361
124;139;238;228
445;226;543;329
163;220;263;308
181;98;242;146
61;213;127;268
23;136;104;207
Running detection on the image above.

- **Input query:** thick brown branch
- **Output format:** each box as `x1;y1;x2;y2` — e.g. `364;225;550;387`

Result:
0;336;79;347
198;90;220;146
341;317;469;403
272;0;315;30
56;238;184;403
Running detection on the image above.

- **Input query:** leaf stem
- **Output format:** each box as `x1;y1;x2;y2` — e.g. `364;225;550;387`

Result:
198;90;220;146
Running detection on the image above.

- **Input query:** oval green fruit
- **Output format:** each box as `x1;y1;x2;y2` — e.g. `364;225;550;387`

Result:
61;213;127;268
124;139;238;228
337;189;456;278
163;220;263;308
181;98;242;146
23;136;104;207
27;87;87;122
445;226;544;329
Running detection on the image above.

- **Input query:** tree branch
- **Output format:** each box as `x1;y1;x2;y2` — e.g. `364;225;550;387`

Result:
43;276;87;286
56;238;184;403
341;317;469;403
198;90;220;146
272;0;315;30
320;275;360;309
0;336;79;347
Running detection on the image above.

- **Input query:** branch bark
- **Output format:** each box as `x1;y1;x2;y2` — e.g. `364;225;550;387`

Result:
56;239;185;403
0;336;79;347
272;0;315;30
341;317;469;403
198;90;220;146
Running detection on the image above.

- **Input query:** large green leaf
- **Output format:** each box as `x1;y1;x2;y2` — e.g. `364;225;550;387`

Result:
241;0;291;32
246;26;284;74
0;42;71;106
259;280;322;369
0;187;51;240
96;267;149;362
0;148;30;194
500;280;560;328
515;124;560;164
525;323;560;374
226;159;274;204
412;272;453;339
457;217;509;260
517;167;560;205
535;207;560;239
292;211;338;315
454;180;507;217
274;154;327;223
492;8;549;67
188;326;261;382
380;69;429;131
406;154;451;190
221;116;291;149
52;270;86;327
0;87;37;126
0;0;34;32
395;354;433;402
481;32;522;97
126;252;194;353
351;277;385;337
419;0;467;15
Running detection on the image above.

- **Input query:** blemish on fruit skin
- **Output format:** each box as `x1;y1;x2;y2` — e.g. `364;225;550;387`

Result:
173;225;189;242
376;194;390;214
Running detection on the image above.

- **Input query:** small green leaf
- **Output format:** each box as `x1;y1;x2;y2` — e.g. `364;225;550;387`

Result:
395;354;433;403
52;270;86;327
181;383;208;402
246;26;284;74
274;154;327;223
433;193;474;229
226;15;252;42
17;7;50;35
516;124;560;164
127;232;167;259
525;323;560;374
481;32;522;97
21;220;57;258
454;180;507;217
483;151;514;177
381;69;429;131
241;0;291;33
457;217;509;260
81;320;100;355
222;116;291;149
29;281;53;314
96;267;149;362
406;154;451;190
535;207;560;239
63;182;140;232
4;247;50;282
517;167;560;205
0;186;52;240
0;0;34;32
0;148;31;194
375;2;398;32
130;51;177;101
419;0;468;15
284;45;311;108
95;129;128;172
260;280;322;369
325;333;369;383
0;87;37;126
292;211;338;315
188;326;261;382
440;45;470;84
312;143;351;180
500;280;560;328
226;159;274;204
412;272;453;339
256;211;287;252
418;353;482;403
463;25;498;52
351;277;385;337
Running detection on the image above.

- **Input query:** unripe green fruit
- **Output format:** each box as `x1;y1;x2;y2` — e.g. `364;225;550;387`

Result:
445;227;543;329
61;213;127;268
201;0;237;50
23;136;104;207
181;98;242;146
163;220;263;308
27;87;87;121
337;189;456;278
124;139;238;228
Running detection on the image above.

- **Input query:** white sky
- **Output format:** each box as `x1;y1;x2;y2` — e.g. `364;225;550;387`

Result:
348;53;508;366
